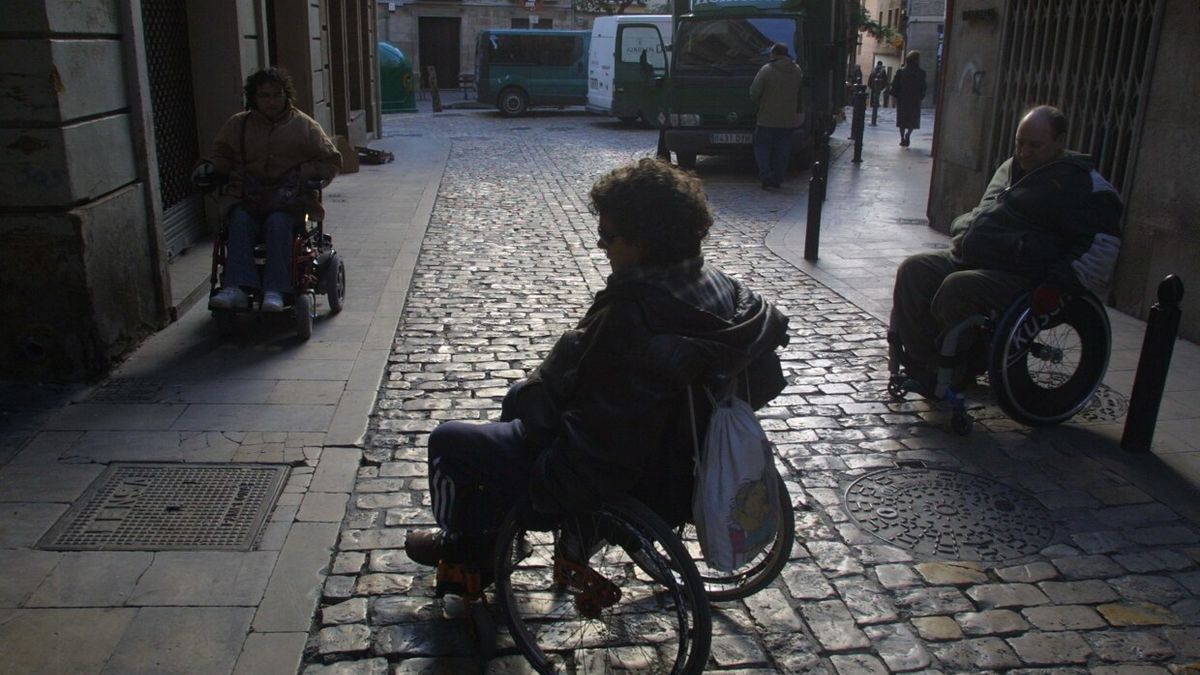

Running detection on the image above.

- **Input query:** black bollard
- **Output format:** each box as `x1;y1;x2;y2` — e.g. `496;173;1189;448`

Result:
1121;274;1185;453
851;84;868;164
804;160;824;261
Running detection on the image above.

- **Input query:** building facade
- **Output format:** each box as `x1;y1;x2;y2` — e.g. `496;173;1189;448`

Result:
929;0;1200;340
0;0;379;380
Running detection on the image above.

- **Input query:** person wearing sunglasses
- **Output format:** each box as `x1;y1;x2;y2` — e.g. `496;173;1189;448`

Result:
406;158;790;591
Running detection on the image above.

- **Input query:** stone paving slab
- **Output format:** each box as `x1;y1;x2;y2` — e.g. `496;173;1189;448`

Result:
0;607;138;673
102;606;255;674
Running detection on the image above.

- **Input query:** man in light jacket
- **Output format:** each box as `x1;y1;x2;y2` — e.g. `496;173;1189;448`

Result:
749;43;803;190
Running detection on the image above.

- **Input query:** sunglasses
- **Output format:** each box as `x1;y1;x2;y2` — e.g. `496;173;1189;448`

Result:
597;224;619;246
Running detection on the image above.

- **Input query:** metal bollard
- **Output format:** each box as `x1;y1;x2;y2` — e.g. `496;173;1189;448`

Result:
1121;274;1185;453
851;84;868;164
804;160;824;261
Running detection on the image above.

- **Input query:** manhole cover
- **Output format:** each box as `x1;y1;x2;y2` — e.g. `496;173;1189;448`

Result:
844;468;1053;561
895;217;929;225
923;242;949;249
39;463;288;551
1076;383;1129;423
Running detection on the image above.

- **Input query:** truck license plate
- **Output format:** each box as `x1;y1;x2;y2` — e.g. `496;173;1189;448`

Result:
710;132;752;144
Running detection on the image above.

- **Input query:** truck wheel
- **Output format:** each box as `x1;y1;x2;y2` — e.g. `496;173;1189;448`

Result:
498;88;529;117
675;152;697;170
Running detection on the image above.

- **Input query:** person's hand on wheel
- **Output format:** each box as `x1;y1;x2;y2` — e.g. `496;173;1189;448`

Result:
1030;285;1063;317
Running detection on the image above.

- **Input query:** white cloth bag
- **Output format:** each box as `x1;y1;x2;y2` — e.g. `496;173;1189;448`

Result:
690;390;782;572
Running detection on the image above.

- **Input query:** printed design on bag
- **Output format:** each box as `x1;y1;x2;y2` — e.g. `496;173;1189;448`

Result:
728;457;774;554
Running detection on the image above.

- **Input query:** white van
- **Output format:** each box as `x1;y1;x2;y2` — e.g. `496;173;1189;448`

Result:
587;15;673;125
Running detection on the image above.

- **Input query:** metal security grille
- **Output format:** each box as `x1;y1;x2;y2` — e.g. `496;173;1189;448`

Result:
38;464;289;551
987;0;1165;194
141;0;205;258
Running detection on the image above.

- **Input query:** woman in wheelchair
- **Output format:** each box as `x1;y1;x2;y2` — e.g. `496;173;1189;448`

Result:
404;158;790;589
192;67;341;312
888;105;1122;428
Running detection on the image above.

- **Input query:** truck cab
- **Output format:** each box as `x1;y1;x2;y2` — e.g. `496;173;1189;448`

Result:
661;0;851;169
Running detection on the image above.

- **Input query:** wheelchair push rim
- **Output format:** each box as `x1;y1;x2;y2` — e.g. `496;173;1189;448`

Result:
988;291;1111;426
494;495;712;674
666;472;793;602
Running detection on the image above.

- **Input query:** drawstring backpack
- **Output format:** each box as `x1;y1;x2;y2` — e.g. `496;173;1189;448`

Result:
688;374;782;572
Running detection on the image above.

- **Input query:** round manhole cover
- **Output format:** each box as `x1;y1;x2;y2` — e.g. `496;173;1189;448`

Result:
844;468;1053;561
1076;383;1129;423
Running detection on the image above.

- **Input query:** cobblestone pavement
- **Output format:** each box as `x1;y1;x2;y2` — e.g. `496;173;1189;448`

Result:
303;110;1200;673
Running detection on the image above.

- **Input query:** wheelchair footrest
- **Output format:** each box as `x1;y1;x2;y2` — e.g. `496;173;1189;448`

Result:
435;561;488;600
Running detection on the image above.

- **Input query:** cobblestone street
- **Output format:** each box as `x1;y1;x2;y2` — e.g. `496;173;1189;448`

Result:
304;110;1200;673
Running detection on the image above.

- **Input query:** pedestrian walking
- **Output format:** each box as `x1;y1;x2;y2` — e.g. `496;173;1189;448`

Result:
749;43;804;190
890;50;926;147
868;61;888;125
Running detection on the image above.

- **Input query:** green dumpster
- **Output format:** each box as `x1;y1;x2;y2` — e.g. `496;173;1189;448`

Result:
380;42;417;113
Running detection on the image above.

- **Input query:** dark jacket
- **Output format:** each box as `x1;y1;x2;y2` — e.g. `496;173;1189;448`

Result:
522;270;789;525
205;107;342;220
950;151;1123;290
749;56;804;129
890;65;926;129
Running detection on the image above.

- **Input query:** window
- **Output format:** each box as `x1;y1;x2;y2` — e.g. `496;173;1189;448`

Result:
487;33;579;65
619;26;666;70
676;17;798;73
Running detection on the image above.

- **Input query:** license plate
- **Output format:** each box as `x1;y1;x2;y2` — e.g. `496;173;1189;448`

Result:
710;132;752;144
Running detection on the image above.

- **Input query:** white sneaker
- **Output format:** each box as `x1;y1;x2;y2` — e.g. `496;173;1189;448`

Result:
262;291;285;312
209;287;248;310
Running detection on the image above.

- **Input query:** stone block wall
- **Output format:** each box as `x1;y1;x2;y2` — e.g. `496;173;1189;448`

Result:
0;0;166;380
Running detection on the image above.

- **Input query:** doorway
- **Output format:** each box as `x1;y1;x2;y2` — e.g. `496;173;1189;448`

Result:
418;17;461;90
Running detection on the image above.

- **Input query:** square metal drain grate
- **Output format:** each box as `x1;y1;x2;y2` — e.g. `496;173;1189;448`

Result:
38;463;289;551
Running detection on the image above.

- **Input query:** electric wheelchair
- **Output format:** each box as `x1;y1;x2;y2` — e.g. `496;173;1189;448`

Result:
888;289;1112;434
195;172;346;339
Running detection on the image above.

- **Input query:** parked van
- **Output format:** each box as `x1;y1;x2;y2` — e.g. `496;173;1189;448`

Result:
587;15;673;125
475;29;591;116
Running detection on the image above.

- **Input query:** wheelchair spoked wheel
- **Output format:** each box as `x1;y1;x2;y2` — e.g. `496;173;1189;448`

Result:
668;472;793;602
494;495;712;674
988;292;1110;426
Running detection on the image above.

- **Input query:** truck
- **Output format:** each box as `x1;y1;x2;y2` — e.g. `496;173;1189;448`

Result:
658;0;853;169
586;15;674;125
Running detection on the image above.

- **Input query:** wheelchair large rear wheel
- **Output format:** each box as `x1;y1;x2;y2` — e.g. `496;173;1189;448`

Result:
988;292;1110;426
494;495;711;674
673;472;793;602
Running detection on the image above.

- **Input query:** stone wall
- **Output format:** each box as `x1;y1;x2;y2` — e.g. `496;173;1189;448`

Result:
0;0;166;380
1113;0;1200;339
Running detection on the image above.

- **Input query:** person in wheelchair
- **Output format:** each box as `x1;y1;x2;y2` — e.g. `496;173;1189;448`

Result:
890;105;1123;394
405;158;790;586
192;67;341;312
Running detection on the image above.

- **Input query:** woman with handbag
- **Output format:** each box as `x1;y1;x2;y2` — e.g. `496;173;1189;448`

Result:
193;67;342;312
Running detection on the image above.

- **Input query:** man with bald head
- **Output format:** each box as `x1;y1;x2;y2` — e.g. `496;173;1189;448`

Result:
889;105;1123;391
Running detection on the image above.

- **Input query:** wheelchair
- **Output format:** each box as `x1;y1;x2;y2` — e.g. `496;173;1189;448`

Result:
200;175;346;339
888;289;1112;434
430;494;712;673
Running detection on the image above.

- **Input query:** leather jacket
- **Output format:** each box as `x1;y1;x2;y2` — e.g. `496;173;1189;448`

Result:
521;268;790;524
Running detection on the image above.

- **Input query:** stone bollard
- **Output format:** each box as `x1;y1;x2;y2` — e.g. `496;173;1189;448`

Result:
1121;274;1185;453
851;84;868;164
